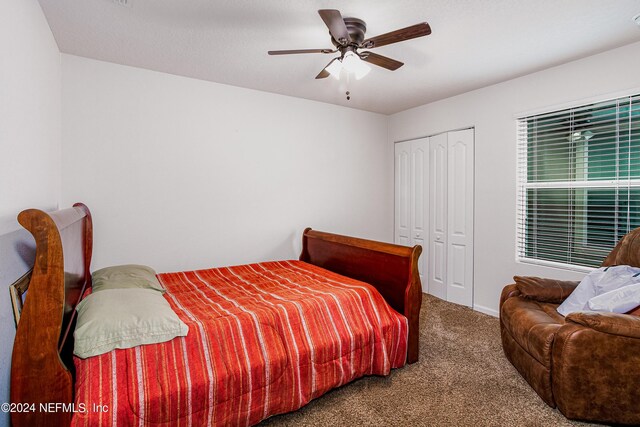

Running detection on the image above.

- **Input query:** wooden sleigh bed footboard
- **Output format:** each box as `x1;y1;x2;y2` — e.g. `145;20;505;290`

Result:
10;204;422;427
300;228;422;363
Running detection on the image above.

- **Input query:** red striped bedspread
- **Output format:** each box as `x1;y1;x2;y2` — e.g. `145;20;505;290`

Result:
72;260;408;426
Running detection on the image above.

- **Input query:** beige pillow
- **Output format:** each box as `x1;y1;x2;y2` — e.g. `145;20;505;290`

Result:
92;264;165;294
74;288;188;358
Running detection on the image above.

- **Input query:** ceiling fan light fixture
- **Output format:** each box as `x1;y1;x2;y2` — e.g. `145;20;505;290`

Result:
342;51;371;80
326;59;343;79
353;62;371;80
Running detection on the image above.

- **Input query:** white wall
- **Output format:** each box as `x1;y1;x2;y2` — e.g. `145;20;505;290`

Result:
61;55;392;272
0;1;60;425
389;41;640;316
0;0;61;235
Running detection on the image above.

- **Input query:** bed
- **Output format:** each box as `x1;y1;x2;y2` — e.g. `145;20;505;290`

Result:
10;203;422;427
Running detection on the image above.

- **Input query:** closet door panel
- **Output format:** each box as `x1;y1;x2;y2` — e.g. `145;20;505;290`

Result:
450;243;467;289
428;134;448;300
433;240;446;283
394;142;411;246
446;129;474;307
410;138;428;291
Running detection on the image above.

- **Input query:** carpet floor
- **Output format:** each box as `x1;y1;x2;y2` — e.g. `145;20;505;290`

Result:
261;293;596;426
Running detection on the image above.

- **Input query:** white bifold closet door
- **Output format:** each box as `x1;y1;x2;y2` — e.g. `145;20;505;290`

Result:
428;133;448;300
436;129;474;307
395;129;474;306
394;138;428;291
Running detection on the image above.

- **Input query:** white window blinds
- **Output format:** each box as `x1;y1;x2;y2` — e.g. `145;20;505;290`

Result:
517;94;640;269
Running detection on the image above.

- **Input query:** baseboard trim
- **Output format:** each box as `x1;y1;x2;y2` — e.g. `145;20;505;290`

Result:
474;304;498;318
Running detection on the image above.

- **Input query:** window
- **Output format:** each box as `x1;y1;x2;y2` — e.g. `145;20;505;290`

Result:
517;94;640;269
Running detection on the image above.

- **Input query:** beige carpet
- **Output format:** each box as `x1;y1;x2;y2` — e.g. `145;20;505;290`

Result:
261;294;596;426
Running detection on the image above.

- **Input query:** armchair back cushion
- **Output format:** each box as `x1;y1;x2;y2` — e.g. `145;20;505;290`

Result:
602;228;640;267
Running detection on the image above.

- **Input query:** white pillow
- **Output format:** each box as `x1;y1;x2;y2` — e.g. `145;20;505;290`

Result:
587;282;640;313
92;264;165;294
557;265;640;316
74;288;188;358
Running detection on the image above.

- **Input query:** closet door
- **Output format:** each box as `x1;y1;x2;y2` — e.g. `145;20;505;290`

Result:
410;138;428;290
397;130;474;306
446;129;474;307
394;141;411;246
428;134;448;300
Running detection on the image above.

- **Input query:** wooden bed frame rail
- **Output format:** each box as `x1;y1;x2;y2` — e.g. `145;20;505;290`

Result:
10;205;422;427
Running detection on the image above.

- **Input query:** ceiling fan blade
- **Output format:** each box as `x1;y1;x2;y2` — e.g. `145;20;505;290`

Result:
360;52;404;70
318;9;351;45
268;48;335;55
315;58;338;79
362;22;431;49
316;69;330;79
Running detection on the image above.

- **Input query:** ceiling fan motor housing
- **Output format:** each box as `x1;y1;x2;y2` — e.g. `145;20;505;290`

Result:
331;17;367;47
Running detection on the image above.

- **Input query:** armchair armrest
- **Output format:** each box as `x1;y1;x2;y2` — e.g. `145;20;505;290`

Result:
513;276;579;304
566;311;640;339
499;284;520;310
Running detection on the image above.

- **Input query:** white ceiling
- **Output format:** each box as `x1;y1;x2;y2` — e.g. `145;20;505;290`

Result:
38;0;640;115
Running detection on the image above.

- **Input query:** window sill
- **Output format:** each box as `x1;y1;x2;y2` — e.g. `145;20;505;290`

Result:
516;257;595;274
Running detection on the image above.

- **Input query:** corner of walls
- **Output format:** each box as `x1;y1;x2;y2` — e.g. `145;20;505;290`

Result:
384;110;394;241
0;0;62;234
0;1;62;425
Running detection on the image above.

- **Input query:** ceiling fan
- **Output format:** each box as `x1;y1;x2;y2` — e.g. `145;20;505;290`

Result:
268;9;431;80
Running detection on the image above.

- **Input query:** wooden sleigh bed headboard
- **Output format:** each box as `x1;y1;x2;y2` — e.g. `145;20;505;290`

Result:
11;203;92;427
10;204;422;427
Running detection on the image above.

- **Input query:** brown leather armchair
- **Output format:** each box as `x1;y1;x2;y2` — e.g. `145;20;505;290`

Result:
500;229;640;425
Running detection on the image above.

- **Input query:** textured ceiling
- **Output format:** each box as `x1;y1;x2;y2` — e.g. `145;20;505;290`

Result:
39;0;640;114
